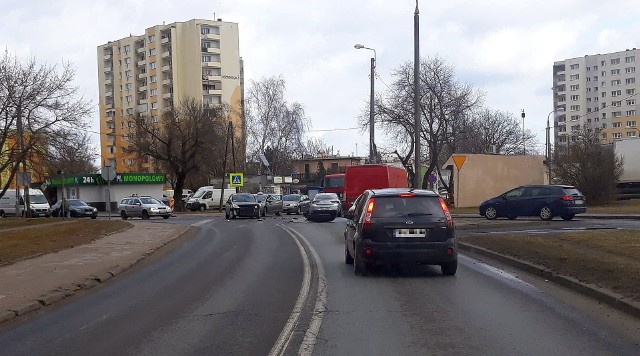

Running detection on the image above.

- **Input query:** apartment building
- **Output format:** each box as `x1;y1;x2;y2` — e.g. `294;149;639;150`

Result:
97;19;243;173
552;48;640;148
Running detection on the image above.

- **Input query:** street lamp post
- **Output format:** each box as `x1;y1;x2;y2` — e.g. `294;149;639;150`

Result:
354;43;377;163
521;109;526;155
413;0;421;189
546;108;565;184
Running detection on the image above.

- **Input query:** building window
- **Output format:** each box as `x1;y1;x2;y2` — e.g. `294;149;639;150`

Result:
602;92;607;98
202;55;212;62
570;64;579;70
613;132;622;139
125;70;132;78
611;79;621;86
612;101;622;107
612;90;621;97
148;35;155;42
613;111;622;118
149;49;156;56
149;62;156;69
627;99;636;106
151;102;158;109
611;58;621;65
626;56;635;63
570;115;580;121
602;123;607;128
626;67;635;73
570;74;579;80
627;120;637;127
570;105;580;111
125;83;132;90
626;78;635;84
201;27;211;35
151;116;159;123
611;69;621;75
571;95;579;101
124;45;131;53
628;131;637;137
586;66;591;71
124;57;131;65
627;88;636;95
602;112;607;118
601;71;606;77
126;108;133;114
613;122;622;128
126;95;133;103
150;88;157;96
570;84;579;91
150;75;157;83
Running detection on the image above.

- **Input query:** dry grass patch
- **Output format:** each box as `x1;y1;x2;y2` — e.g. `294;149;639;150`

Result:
588;199;640;214
0;220;131;266
461;230;640;302
0;218;59;230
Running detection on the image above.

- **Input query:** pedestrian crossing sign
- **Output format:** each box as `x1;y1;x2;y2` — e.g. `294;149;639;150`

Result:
229;173;244;187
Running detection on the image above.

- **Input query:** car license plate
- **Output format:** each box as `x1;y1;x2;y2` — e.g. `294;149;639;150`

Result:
575;200;584;205
394;228;427;237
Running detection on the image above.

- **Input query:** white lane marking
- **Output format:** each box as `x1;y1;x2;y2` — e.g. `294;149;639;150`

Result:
284;226;328;356
268;225;312;356
189;219;215;227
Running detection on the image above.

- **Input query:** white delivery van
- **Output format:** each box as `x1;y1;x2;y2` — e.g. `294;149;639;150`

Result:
186;186;235;211
0;189;51;217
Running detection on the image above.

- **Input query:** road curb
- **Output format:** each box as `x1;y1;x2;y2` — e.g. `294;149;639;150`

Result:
453;213;640;220
0;225;195;326
455;221;551;230
459;242;640;319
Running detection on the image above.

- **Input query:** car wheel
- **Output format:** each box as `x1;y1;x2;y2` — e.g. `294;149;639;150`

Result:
276;211;281;216
441;261;457;276
199;204;206;212
539;206;553;221
0;210;5;218
344;244;354;265
142;210;150;220
561;214;575;221
485;206;498;220
353;245;368;276
163;215;170;219
120;211;128;220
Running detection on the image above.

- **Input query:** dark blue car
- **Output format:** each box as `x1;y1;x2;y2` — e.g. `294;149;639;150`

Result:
479;185;587;221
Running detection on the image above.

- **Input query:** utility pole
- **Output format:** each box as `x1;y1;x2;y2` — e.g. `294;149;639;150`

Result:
413;0;422;189
521;109;526;155
219;122;232;211
369;56;376;164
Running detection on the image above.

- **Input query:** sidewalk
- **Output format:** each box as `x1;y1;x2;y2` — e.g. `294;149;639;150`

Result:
0;221;190;324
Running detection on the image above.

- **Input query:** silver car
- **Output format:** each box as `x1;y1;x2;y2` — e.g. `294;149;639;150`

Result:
118;196;172;220
307;193;341;222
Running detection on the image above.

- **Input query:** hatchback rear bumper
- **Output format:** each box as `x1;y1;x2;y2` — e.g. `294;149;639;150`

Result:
358;239;457;265
559;206;587;215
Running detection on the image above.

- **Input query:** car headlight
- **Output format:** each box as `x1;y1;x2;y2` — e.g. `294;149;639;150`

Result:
232;203;239;209
92;207;97;212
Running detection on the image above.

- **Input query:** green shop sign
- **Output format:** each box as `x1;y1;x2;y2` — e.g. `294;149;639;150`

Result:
45;173;165;187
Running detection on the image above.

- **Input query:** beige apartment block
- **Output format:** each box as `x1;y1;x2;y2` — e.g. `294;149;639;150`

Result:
553;48;640;148
97;19;243;173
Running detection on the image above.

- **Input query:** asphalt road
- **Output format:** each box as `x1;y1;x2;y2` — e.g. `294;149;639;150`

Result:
1;215;639;355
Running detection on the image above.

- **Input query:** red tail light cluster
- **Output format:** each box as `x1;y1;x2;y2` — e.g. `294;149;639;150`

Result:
561;195;572;201
438;197;454;229
363;198;375;230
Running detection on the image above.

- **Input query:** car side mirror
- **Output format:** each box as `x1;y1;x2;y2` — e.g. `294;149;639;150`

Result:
136;202;142;206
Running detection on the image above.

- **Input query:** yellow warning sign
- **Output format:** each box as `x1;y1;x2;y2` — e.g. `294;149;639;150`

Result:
452;155;467;171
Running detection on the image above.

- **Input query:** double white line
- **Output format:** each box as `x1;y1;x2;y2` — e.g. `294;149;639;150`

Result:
269;225;327;356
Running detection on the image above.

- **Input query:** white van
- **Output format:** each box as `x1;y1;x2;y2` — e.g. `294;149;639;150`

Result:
0;189;51;218
186;186;235;211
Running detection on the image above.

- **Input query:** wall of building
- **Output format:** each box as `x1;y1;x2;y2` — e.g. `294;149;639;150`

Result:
443;154;547;208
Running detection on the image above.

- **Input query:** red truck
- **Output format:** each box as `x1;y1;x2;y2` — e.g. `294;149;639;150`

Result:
343;164;408;210
322;173;346;210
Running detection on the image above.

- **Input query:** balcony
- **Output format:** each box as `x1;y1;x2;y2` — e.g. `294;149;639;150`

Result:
104;54;113;60
105;91;113;97
104;67;112;73
161;51;171;58
162;78;172;86
201;61;221;68
162;65;171;72
163;92;173;99
202;47;221;54
104;79;112;85
105;102;114;109
137;47;145;54
161;36;171;44
137;59;146;66
203;89;222;95
138;85;147;92
203;75;222;81
138;73;146;79
138;99;148;105
201;33;220;40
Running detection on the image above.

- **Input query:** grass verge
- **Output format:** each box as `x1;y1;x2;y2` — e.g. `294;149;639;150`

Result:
0;218;60;230
461;230;640;302
0;220;132;266
586;199;640;214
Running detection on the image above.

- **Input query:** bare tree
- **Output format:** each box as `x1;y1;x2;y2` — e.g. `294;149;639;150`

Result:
302;137;333;158
553;129;623;204
367;56;483;189
453;108;539;155
0;51;92;201
245;75;310;175
31;129;98;180
127;98;229;211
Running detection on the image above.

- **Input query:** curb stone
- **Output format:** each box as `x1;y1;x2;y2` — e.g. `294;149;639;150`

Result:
459;242;640;319
12;301;41;316
0;311;16;323
37;291;67;306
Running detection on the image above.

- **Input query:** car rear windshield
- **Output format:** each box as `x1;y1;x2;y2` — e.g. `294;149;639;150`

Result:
233;195;256;202
283;194;300;201
255;195;267;202
371;196;444;218
323;176;344;188
314;193;338;201
563;188;582;196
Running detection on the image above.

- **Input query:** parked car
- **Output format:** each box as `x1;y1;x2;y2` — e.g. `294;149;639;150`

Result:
186;186;235;211
307;193;341;222
479;185;587;221
51;199;98;219
118;196;172;220
225;193;260;219
264;194;283;216
0;188;51;218
344;188;457;276
282;194;311;215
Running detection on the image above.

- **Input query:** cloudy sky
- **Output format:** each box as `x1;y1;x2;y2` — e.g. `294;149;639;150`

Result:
2;0;640;160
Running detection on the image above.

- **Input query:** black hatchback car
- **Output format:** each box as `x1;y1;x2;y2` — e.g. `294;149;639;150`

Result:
225;193;260;219
479;185;587;221
344;188;457;276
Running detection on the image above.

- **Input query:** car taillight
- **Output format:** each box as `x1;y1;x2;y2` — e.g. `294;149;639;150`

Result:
561;195;572;201
399;193;414;197
363;198;375;230
438;197;454;229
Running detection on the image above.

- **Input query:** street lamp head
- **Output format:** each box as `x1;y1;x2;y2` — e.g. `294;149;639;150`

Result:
354;44;365;49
